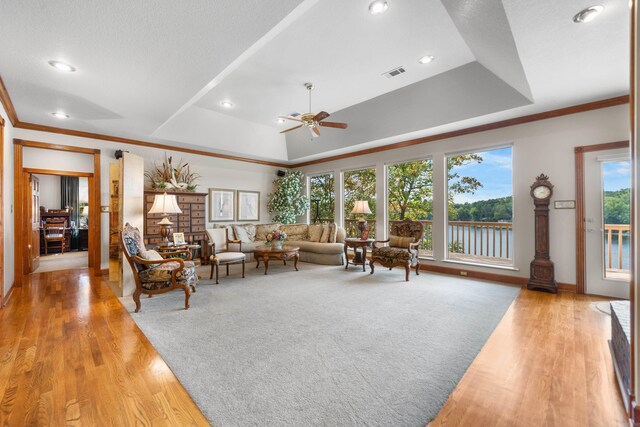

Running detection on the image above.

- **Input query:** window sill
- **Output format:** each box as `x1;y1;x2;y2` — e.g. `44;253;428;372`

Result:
443;259;519;272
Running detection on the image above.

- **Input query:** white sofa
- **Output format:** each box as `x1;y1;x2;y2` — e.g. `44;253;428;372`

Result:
205;223;346;265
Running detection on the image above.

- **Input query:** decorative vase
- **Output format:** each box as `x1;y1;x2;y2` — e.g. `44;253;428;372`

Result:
273;241;283;250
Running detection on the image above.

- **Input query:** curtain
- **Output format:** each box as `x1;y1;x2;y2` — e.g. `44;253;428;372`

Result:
61;176;79;226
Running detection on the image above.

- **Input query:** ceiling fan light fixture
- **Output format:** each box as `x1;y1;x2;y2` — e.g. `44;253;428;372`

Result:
220;100;234;108
48;60;76;72
368;0;388;15
51;112;69;119
573;5;604;23
276;118;286;124
418;55;434;64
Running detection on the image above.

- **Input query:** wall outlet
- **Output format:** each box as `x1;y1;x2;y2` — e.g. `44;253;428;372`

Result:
460;271;468;276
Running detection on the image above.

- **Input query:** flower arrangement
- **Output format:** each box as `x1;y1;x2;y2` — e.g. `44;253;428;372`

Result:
265;230;287;244
145;153;201;192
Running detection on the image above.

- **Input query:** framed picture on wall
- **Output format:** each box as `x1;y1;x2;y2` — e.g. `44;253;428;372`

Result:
209;188;235;222
237;190;260;221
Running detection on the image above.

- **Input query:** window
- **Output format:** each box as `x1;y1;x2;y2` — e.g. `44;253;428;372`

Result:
387;159;433;257
309;173;335;224
343;167;376;238
602;160;631;280
446;146;513;266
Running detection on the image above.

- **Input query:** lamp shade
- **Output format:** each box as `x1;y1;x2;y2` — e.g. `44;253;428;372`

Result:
351;200;372;215
148;193;183;215
81;206;89;216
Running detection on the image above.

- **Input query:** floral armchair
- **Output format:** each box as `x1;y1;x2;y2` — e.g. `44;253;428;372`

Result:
119;223;198;312
369;219;424;281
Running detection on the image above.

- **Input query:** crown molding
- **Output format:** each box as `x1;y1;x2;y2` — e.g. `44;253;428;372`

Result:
289;95;630;168
0;75;18;126
13;121;290;168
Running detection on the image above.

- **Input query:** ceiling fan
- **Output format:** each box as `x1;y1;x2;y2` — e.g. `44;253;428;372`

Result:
279;82;348;138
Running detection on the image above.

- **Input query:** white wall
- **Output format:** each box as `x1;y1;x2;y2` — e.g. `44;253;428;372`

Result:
12;127;281;270
298;104;630;286
1;105;14;298
34;174;61;211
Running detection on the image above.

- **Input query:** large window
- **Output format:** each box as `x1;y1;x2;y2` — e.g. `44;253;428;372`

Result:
446;146;513;266
309;173;335;224
343;168;376;238
387;159;433;257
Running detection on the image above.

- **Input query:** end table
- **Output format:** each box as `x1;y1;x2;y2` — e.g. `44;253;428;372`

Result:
344;238;375;271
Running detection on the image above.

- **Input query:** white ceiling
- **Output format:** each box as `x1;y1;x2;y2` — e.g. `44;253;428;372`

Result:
0;0;630;163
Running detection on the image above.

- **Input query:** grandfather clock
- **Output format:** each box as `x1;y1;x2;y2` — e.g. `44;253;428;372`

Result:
527;174;558;293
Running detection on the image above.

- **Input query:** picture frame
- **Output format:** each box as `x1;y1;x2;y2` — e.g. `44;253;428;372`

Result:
209;188;235;222
173;232;186;245
237;190;260;221
361;228;370;240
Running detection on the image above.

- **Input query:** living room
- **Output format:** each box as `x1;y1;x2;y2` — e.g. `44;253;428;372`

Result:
0;1;638;426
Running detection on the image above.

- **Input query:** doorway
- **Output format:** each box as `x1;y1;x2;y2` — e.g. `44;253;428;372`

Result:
583;147;631;298
27;172;90;274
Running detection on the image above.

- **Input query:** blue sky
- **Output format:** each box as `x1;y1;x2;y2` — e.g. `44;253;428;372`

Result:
602;161;631;191
449;146;512;203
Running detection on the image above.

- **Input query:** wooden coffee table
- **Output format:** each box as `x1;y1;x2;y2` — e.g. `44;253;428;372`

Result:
254;245;300;275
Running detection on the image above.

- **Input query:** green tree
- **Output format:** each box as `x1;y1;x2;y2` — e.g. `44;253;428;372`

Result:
267;171;310;224
447;154;484;219
604;188;630;224
387;160;432;221
309;174;335;223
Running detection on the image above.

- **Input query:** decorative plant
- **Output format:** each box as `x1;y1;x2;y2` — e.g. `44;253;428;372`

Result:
145;153;201;192
267;171;310;224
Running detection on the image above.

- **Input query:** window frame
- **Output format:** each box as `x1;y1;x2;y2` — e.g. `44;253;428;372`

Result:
307;171;336;225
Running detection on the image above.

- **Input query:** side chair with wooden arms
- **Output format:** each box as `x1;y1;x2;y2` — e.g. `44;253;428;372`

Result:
206;228;246;284
44;218;67;255
369;219;424;281
119;223;198;312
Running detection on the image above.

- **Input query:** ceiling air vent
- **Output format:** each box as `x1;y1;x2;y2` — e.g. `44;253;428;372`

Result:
382;66;406;78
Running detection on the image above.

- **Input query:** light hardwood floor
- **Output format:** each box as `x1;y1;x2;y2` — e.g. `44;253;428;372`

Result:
0;269;210;426
429;290;628;427
0;270;629;426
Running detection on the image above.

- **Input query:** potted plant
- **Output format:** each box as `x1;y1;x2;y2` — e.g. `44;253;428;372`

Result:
267;171;310;224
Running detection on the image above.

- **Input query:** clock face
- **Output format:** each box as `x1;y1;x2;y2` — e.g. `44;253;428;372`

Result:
533;185;551;199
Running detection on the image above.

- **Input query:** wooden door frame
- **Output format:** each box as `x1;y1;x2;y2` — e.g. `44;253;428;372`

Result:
13;139;101;287
0;116;4;306
574;140;630;295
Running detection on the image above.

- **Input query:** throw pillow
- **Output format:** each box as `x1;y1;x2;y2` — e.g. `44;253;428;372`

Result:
335;226;346;243
233;224;256;243
255;223;281;242
389;235;415;249
280;224;309;241
320;224;330;243
308;224;323;242
328;223;338;243
138;249;163;268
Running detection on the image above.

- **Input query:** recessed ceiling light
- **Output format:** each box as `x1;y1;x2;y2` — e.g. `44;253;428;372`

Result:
220;100;234;108
48;60;76;72
368;0;388;15
276;118;286;124
51;112;69;119
418;55;434;64
573;5;604;23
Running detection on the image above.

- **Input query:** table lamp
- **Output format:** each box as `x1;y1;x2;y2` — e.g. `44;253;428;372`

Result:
148;193;182;244
351;200;372;239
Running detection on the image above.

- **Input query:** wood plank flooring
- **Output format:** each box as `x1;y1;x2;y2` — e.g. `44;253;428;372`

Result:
0;269;210;426
429;290;628;427
0;269;628;426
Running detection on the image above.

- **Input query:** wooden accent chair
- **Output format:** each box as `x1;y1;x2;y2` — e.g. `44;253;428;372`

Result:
206;228;245;284
369;219;424;281
44;218;67;255
120;223;198;312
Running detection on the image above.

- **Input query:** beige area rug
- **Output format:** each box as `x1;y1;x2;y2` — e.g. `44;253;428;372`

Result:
123;262;520;427
32;251;88;273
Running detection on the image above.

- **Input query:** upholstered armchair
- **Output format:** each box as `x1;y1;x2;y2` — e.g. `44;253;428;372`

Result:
369;219;424;281
119;223;198;312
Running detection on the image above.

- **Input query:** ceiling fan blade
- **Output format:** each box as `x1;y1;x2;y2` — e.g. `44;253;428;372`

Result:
278;116;303;123
309;125;321;138
313;111;330;122
318;121;348;129
280;125;303;134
